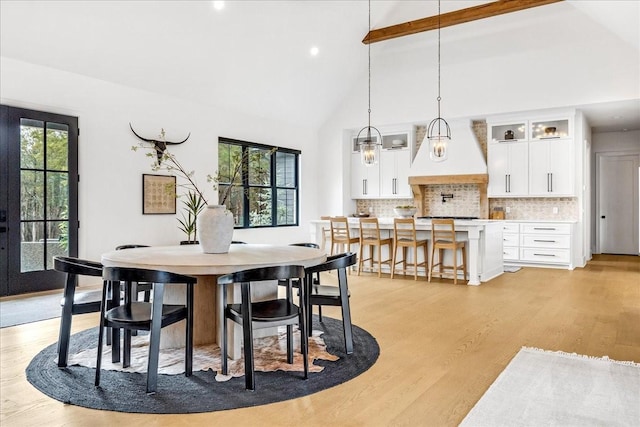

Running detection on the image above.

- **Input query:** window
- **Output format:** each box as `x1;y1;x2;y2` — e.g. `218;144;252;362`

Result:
218;137;300;228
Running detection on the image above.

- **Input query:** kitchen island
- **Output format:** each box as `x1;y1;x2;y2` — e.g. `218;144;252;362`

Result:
310;218;504;285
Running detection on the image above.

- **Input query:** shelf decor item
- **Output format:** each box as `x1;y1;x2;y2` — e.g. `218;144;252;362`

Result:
504;130;514;140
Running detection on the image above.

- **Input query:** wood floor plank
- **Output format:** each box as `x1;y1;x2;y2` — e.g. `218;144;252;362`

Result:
1;254;638;426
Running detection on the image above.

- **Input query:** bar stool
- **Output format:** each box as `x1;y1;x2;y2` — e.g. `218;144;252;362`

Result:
391;218;428;280
428;218;467;285
319;215;332;252
329;216;359;256
358;217;392;277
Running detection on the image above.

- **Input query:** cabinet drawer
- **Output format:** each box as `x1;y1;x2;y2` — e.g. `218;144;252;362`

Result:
521;234;570;249
503;233;519;246
521;223;571;234
503;246;519;260
502;224;519;233
520;248;570;264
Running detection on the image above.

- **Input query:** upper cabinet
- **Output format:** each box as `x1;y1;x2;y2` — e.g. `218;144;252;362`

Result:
350;127;413;199
490;121;528;143
487;114;575;198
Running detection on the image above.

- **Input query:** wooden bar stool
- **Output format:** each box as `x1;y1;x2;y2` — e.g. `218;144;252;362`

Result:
428;219;467;285
358;217;393;277
391;218;428;280
329;216;359;256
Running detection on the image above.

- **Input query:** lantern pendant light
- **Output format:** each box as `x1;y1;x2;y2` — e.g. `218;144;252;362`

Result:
356;0;382;166
427;0;451;162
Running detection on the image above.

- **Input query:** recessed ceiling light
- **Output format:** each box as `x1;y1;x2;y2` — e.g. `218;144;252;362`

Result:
310;46;319;56
213;1;225;11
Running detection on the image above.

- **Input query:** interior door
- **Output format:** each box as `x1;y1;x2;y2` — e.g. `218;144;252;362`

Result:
0;105;79;295
597;153;639;255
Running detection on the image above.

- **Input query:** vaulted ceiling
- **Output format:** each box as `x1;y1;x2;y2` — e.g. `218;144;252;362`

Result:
1;0;638;132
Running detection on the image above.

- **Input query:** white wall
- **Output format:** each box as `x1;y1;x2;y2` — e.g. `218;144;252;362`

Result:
0;58;321;261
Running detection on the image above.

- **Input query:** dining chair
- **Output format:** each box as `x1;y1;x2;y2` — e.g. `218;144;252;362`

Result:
53;256;116;368
95;267;196;394
358;217;393;277
428;219;467;285
303;252;357;354
217;264;308;391
115;244;151;302
391;218;429;280
319;215;332;251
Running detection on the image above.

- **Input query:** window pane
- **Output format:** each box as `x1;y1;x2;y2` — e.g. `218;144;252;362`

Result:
277;189;296;225
21;170;44;220
224;186;245;226
20;119;44;169
249;188;272;226
248;147;271;186
219;144;243;184
47;172;68;220
20;221;45;272
276;152;296;187
46;221;69;269
46;122;69;171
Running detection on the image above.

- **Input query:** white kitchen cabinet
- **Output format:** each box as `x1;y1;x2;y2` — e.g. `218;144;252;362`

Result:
502;223;520;261
351;152;379;198
528;139;574;196
380;148;411;198
520;223;572;266
487;141;529;197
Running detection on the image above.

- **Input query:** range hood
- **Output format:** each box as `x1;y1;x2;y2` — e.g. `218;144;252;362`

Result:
408;119;489;218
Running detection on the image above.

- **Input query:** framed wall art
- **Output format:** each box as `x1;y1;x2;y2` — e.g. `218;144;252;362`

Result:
142;174;176;214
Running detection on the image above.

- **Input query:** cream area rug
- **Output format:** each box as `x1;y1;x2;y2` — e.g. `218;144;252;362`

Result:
67;326;338;382
460;347;640;427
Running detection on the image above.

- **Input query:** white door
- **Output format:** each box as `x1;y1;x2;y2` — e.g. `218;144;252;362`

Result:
597;154;639;254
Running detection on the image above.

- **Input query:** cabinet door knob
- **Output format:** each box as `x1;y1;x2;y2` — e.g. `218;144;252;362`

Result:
601;215;605;219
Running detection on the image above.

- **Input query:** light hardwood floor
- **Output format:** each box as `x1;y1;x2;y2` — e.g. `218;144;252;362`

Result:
1;254;638;426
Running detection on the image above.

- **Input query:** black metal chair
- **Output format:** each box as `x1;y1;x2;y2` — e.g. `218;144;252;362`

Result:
304;252;357;354
115;244;151;302
53;256;116;368
95;267;196;394
217;264;308;391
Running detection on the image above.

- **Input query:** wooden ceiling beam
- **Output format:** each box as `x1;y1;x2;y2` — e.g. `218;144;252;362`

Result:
363;0;563;44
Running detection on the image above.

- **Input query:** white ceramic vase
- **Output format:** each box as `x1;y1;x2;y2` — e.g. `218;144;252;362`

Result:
196;205;234;254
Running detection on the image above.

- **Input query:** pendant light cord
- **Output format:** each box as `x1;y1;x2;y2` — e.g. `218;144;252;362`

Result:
437;0;442;131
368;0;372;128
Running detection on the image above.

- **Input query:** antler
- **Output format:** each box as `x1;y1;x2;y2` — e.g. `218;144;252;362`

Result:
129;123;190;164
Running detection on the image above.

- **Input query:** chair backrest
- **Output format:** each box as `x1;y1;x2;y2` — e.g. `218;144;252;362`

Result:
330;216;352;242
305;252;357;274
53;256;103;277
102;267;196;285
394;218;417;243
359;218;382;243
431;218;456;243
115;244;150;250
218;264;306;286
289;242;320;249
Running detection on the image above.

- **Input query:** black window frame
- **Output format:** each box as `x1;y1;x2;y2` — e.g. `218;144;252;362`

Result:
218;137;300;229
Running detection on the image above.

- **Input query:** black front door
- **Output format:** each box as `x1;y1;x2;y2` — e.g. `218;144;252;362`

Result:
0;105;79;296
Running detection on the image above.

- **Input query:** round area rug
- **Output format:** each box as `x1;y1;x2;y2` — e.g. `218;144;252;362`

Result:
26;316;379;414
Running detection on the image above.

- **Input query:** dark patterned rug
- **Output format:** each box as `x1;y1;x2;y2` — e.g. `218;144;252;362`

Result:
26;316;379;413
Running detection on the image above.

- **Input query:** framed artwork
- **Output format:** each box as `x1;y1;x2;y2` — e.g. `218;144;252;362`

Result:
142;174;176;214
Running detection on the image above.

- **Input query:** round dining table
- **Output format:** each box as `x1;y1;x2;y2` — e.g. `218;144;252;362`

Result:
101;243;326;358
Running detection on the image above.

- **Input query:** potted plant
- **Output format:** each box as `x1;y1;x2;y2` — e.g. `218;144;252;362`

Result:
177;190;206;244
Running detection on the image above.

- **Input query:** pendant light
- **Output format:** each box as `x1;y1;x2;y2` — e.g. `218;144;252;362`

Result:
427;0;451;162
356;0;382;167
